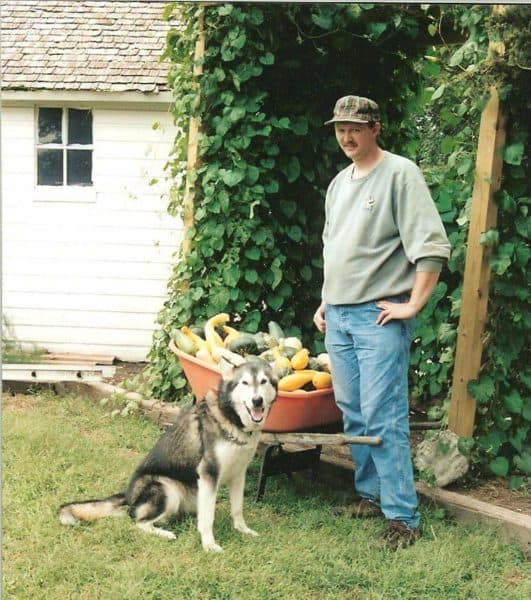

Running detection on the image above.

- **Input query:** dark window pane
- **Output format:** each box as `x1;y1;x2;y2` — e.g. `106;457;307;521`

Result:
37;149;63;185
68;109;93;145
67;149;92;185
38;108;62;144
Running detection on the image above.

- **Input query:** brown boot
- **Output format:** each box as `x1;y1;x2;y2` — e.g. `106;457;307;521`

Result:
331;498;382;518
382;520;421;550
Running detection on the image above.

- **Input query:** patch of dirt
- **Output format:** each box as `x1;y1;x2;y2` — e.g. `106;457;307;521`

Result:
503;570;528;587
77;426;110;444
446;477;531;515
106;361;148;387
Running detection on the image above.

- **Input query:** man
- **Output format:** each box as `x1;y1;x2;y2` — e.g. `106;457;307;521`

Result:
314;95;451;549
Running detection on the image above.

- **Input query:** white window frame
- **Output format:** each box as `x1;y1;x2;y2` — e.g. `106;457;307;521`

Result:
34;106;96;203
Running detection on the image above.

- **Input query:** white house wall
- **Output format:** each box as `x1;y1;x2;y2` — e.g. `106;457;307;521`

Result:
2;105;183;361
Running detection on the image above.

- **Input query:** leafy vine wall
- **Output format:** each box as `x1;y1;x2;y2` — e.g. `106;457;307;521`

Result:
148;3;529;485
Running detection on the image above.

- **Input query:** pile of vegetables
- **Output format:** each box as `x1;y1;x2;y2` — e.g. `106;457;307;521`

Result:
172;313;332;392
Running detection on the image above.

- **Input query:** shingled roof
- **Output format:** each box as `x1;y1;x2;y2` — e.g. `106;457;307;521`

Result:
1;0;175;93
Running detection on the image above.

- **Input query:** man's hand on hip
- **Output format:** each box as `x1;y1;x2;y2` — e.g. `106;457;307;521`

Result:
377;271;440;325
314;303;326;333
376;301;417;326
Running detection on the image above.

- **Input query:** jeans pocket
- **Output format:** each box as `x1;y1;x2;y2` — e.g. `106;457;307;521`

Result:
401;316;417;340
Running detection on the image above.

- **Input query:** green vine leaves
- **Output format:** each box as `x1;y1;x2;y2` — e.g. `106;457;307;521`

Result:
149;2;429;401
149;3;529;485
415;4;530;486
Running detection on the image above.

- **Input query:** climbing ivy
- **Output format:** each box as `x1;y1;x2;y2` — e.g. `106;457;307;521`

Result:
408;5;530;487
148;3;529;485
149;2;430;398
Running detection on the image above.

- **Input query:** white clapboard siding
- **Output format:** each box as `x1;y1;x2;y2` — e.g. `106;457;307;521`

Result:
96;140;172;161
13;325;154;349
5;206;178;231
3;273;170;297
4;292;167;314
3;258;173;282
1;104;183;360
2;153;34;176
8;308;156;331
4;239;178;264
78;175;171;196
5;221;180;248
92;124;176;143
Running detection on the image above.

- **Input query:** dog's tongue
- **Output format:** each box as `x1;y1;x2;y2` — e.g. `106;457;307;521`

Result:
251;407;264;422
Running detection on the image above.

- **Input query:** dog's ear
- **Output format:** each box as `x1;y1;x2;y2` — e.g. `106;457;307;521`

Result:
218;348;245;379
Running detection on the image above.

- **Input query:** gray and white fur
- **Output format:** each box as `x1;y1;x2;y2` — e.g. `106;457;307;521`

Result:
58;357;277;552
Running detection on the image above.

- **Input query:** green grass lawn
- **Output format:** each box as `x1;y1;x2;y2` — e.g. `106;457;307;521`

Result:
3;391;530;600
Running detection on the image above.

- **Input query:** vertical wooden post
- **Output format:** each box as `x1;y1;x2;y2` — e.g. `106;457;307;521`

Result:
448;7;507;437
181;6;206;260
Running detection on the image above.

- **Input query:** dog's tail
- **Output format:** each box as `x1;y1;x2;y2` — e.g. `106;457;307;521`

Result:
58;493;127;525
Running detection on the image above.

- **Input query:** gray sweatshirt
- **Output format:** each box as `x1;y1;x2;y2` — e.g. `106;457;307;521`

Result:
322;151;451;305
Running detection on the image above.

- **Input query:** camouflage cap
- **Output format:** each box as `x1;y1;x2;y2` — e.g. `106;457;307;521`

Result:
325;95;380;125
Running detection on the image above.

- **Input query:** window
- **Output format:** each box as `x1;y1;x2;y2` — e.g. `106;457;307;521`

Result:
36;108;93;186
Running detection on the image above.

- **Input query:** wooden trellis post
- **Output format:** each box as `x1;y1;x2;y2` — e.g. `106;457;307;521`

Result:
181;6;206;260
448;7;507;437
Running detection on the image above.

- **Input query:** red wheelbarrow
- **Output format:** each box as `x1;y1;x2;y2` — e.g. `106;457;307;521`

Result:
169;339;381;500
169;340;342;432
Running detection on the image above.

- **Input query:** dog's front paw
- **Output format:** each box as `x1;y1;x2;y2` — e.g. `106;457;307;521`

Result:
236;524;259;537
157;529;177;540
203;541;223;553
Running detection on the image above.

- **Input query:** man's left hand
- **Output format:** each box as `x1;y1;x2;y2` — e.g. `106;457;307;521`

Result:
376;301;418;326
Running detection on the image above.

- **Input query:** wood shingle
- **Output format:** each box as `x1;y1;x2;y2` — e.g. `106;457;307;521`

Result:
1;0;175;93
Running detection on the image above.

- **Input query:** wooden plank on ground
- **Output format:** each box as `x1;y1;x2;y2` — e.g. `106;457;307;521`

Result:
417;482;531;557
43;358;97;366
43;352;116;365
2;363;115;382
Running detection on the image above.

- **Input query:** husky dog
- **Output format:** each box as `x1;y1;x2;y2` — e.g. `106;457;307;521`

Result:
59;356;277;552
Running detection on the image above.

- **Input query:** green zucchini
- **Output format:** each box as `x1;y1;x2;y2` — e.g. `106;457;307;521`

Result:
268;321;285;343
275;365;293;379
171;329;197;355
253;332;271;353
281;346;298;359
226;334;259;356
308;357;323;371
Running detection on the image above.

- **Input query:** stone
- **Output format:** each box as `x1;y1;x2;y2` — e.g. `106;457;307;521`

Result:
414;430;470;487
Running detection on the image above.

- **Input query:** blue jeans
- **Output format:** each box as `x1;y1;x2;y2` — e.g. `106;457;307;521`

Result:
325;300;420;528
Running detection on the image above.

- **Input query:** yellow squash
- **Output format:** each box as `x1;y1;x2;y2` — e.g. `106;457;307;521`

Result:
181;326;209;352
278;371;317;392
312;372;333;390
290;348;310;370
195;347;216;365
274;356;292;371
222;325;241;338
204;313;230;360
